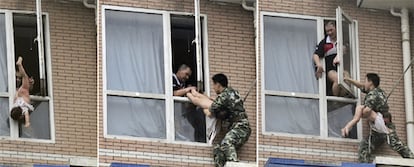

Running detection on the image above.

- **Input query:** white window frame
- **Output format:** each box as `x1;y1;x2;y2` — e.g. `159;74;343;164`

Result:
260;11;361;141
102;5;210;146
0;9;55;143
337;7;359;98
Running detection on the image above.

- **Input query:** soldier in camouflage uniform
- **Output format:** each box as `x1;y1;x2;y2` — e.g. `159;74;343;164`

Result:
187;73;251;167
341;73;389;137
358;112;414;162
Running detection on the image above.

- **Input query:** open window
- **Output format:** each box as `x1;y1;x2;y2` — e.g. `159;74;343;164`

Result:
13;13;51;139
103;6;209;144
171;15;207;143
0;11;52;140
336;7;359;98
261;11;360;139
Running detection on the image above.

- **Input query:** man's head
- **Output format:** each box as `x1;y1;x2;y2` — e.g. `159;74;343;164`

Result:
10;106;24;123
365;73;380;90
325;21;336;39
212;73;228;94
176;64;192;83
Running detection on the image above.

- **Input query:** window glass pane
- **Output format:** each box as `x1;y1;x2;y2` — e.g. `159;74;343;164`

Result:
0;98;9;136
105;10;165;94
264;16;318;94
107;96;166;139
327;101;357;139
265;96;320;135
174;101;206;143
0;14;7;92
337;12;356;97
20;101;50;139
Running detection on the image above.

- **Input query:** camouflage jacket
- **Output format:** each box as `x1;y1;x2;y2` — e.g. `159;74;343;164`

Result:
209;87;248;124
363;87;389;114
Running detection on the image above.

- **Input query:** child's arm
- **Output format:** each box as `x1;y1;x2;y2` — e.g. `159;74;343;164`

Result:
24;112;30;127
344;77;364;89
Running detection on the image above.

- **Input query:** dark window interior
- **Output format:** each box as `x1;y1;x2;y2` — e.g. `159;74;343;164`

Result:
171;15;204;91
13;13;47;96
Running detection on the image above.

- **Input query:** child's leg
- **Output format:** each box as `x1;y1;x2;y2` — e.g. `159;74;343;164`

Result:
16;57;30;90
342;105;364;137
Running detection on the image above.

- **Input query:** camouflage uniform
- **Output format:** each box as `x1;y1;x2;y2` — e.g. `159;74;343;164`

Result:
358;122;414;162
210;87;251;167
362;87;388;114
358;87;414;162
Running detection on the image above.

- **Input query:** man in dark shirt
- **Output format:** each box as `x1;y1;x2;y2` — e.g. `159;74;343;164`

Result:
173;64;206;142
313;21;344;96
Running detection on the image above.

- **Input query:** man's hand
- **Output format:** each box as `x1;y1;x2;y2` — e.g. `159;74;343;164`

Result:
185;86;197;93
315;64;324;78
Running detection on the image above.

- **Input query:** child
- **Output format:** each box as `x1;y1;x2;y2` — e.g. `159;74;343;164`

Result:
10;57;34;127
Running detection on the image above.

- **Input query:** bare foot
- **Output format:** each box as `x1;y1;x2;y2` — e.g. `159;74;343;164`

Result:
16;56;23;66
24;122;30;128
341;127;349;137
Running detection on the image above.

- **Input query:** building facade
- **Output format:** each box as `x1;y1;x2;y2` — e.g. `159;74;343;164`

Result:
0;0;97;166
97;0;257;166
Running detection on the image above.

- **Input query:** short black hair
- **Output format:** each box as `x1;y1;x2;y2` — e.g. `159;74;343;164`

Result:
177;64;190;73
10;106;24;123
212;73;228;88
366;73;380;87
325;21;336;27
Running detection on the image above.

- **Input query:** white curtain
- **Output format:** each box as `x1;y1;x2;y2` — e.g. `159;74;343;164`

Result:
0;14;7;92
264;16;318;94
264;16;320;135
21;101;50;139
106;10;164;94
105;10;166;138
0;14;8;136
0;98;9;136
265;96;320;135
107;96;166;138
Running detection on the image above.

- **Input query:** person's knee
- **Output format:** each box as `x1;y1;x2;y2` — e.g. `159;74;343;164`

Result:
327;70;338;82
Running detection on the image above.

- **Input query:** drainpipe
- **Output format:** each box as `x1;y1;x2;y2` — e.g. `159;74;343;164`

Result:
83;0;95;9
390;7;414;151
242;0;258;160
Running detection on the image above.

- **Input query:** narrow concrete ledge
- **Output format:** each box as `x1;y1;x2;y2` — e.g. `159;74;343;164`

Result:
374;156;414;167
69;157;97;167
225;161;257;167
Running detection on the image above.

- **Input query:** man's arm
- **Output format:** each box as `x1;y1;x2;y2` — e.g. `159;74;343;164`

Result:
173;86;196;96
313;54;324;78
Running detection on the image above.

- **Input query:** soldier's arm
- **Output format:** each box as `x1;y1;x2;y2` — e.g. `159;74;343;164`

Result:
209;92;228;117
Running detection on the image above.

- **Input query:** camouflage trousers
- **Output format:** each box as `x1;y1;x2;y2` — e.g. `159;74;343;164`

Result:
214;119;251;167
358;128;414;162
